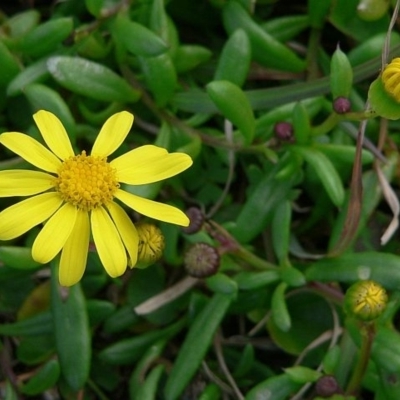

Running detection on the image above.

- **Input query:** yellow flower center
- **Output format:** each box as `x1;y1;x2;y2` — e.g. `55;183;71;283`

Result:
353;282;386;314
345;280;388;322
55;151;119;211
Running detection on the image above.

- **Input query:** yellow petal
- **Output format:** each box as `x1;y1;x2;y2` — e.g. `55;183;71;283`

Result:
115;189;190;226
0;170;55;197
33;110;75;160
0;132;61;173
32;203;78;264
107;202;139;267
0;192;62;240
59;210;90;286
91;206;127;277
111;145;193;185
91;111;134;158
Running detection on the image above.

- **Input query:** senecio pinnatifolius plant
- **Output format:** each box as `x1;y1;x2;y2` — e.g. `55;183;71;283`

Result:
1;1;400;399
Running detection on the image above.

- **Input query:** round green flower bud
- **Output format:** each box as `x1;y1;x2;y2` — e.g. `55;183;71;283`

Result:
344;280;388;321
135;223;165;269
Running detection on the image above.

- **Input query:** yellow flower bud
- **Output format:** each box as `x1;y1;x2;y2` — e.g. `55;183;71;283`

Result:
382;58;400;102
344;280;388;321
135;223;165;269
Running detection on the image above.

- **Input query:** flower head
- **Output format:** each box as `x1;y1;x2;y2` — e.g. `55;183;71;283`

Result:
0;110;192;286
344;280;388;321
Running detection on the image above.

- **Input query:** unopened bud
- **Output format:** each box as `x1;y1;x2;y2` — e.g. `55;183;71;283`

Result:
344;280;388;321
135;223;165;269
184;243;220;278
315;375;341;397
333;96;351;114
274;122;294;142
182;207;204;234
382;58;400;103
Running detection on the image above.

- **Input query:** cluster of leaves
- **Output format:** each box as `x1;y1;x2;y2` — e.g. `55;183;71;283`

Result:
1;0;400;399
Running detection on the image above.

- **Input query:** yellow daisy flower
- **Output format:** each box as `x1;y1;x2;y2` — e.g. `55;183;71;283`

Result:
0;110;192;286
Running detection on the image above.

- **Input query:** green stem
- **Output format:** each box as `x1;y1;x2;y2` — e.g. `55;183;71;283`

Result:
345;322;376;395
306;28;322;81
233;246;278;271
311;112;340;136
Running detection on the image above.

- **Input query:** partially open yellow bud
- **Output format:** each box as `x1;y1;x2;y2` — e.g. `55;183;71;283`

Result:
135;223;165;269
344;280;388;321
382;58;400;102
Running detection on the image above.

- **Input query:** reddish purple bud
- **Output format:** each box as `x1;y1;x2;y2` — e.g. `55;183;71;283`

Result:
274;122;294;141
182;207;205;234
333;97;351;114
184;243;220;278
315;375;341;397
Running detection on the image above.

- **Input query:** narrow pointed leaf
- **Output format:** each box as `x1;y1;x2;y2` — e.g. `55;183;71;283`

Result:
47;56;141;102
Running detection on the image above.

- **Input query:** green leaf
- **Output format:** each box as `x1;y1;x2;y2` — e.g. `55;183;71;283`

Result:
16;18;73;58
305;252;400;290
20;359;60;395
348;32;400;66
271;283;291;332
139;53;177;107
51;263;91;391
207;80;255;144
223;1;305;72
7;57;50;96
47;56;141;102
292;102;310;144
99;318;185;365
164;293;233;400
279;267;306;287
267;292;333;356
272;201;291;264
113;14;168;57
0;311;52;336
205;273;238;295
129;339;167;400
262;15;310;42
174;45;212;74
230;165;298;243
24;83;76;138
284;365;322;384
291;146;345;207
246;373;302;400
0;41;21;87
135;364;165;400
85;0;119;17
315;143;374;165
234;270;280;290
3;9;40;38
16;336;54;364
198;383;221;400
214;28;251;87
86;299;116;327
0;246;41;270
372;327;400;374
330;46;353;98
